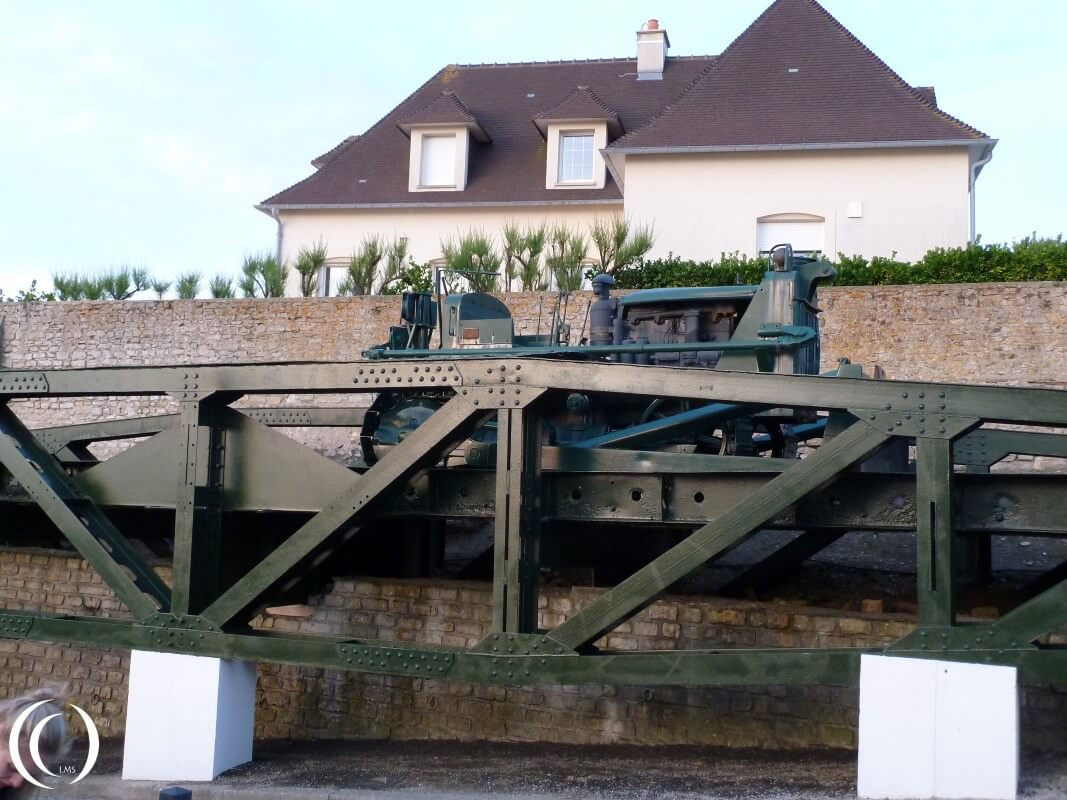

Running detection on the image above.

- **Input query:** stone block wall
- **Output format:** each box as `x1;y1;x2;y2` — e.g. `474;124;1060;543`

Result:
818;281;1067;387
1;282;1065;385
0;548;1063;751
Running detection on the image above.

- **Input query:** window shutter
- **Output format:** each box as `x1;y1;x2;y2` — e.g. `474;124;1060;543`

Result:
420;135;456;187
757;220;825;253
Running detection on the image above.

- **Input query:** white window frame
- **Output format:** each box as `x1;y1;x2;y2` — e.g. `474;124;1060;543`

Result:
557;130;595;184
545;121;607;190
408;126;470;192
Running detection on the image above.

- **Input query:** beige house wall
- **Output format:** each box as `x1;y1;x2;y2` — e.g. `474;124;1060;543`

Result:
276;148;974;295
278;204;622;295
621;148;972;263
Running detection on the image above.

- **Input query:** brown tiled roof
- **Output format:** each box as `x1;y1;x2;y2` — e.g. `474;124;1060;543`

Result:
310;136;359;170
613;0;987;150
914;86;938;108
262;57;714;207
397;91;490;142
533;86;623;138
263;0;989;209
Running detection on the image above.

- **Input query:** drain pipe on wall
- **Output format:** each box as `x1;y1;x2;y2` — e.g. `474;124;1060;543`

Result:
269;207;284;265
969;144;995;243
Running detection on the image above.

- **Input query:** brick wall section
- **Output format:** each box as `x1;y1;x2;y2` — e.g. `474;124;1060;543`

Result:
0;548;1063;751
0;550;143;739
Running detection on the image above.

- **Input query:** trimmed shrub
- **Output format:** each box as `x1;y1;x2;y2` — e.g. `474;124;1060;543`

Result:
613;236;1067;289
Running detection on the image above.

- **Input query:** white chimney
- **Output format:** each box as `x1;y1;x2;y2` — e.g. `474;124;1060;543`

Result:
636;19;669;81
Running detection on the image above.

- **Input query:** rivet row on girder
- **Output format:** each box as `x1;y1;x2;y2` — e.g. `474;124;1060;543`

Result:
0;373;49;394
246;410;312;425
142;612;220;631
146;628;208;650
353;364;461;387
474;633;569;657
337;645;453;674
0;615;33;638
852;408;976;439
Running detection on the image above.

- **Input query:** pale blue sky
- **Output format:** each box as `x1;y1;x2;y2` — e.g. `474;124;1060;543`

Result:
1;0;1065;296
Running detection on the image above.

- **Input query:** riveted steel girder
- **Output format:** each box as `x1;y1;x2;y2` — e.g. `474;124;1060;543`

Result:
1;356;1066;690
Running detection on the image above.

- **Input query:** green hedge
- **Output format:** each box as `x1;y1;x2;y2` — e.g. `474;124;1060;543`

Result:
612;236;1067;289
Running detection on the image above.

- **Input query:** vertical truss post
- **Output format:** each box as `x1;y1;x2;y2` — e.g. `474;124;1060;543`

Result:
492;405;543;633
171;395;225;616
916;436;955;627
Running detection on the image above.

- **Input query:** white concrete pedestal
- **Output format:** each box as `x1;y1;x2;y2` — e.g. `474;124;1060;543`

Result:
857;654;1018;800
122;650;257;782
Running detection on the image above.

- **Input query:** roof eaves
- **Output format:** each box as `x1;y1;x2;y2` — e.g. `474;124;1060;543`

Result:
608;138;999;155
256;199;624;212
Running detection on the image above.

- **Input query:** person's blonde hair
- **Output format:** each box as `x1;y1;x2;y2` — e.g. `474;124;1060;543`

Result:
0;685;71;798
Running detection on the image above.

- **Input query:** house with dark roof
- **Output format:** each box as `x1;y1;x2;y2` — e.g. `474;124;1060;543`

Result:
259;0;994;294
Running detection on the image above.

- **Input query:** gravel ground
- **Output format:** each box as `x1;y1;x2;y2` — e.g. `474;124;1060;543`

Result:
51;740;1067;799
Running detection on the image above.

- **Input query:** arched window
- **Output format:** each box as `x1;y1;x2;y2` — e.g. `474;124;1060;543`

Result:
756;213;825;255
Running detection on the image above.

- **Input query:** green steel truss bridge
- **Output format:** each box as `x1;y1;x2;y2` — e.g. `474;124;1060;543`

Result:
1;357;1066;688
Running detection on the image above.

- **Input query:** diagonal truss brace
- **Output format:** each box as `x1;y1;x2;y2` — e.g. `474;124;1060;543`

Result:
0;403;169;618
719;528;845;598
546;421;893;651
991;574;1067;646
200;394;487;628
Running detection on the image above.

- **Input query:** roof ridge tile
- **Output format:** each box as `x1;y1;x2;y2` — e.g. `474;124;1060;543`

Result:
452;55;715;69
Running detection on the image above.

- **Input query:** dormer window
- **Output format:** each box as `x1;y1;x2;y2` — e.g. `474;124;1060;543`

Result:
558;131;595;184
543;123;608;189
397;91;490;194
419;134;459;188
405;128;468;191
533;86;622;191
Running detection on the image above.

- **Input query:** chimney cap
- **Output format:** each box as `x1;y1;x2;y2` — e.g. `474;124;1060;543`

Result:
636;18;668;45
